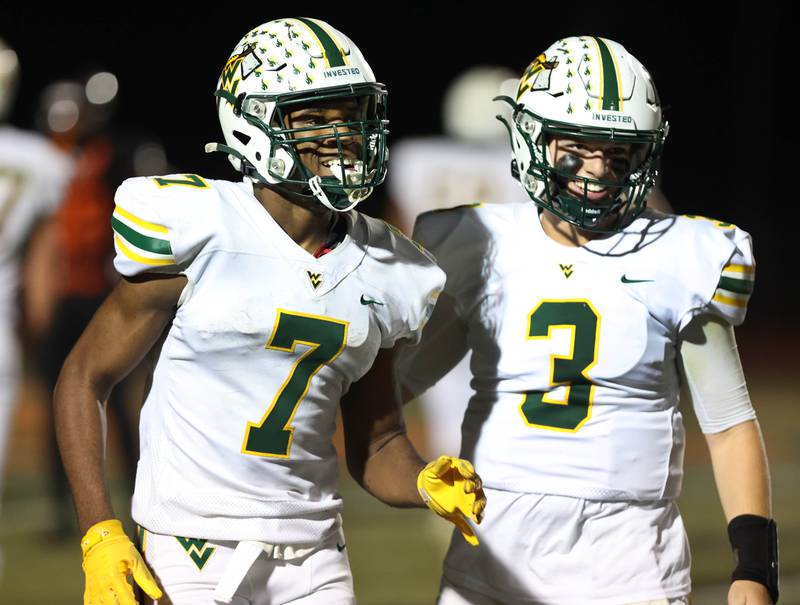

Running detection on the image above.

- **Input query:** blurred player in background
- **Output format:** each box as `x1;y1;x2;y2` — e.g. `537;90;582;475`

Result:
386;66;523;235
398;36;777;604
54;18;485;605
29;73;167;539
387;66;523;459
0;36;72;573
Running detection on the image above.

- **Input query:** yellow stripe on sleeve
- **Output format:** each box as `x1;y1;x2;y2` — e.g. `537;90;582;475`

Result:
115;235;174;266
713;292;748;308
722;263;755;275
114;205;169;235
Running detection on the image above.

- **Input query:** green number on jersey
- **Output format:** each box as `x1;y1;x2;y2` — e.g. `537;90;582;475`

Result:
520;300;600;432
152;174;209;189
242;310;348;458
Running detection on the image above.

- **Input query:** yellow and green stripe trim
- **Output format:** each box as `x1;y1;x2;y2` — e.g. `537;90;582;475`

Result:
594;37;623;112
112;205;175;266
713;262;755;308
295;18;348;67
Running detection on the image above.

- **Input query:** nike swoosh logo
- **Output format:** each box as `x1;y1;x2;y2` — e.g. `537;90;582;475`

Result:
336;542;347;552
621;275;654;284
360;295;384;306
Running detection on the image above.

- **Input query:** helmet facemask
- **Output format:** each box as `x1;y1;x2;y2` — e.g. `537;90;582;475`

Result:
215;83;388;212
498;98;666;232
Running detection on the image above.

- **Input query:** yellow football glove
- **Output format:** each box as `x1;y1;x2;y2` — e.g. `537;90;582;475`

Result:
80;519;162;605
417;455;486;546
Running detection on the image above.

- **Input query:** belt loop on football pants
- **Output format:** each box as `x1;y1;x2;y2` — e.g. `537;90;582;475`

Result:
213;541;266;604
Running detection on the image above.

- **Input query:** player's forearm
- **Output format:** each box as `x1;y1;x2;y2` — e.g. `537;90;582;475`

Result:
348;431;426;508
705;419;771;520
54;358;117;534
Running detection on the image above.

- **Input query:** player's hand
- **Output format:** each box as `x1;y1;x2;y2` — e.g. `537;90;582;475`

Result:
417;455;486;546
81;519;162;605
728;579;773;604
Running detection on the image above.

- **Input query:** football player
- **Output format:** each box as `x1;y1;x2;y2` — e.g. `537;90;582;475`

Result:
54;18;485;605
397;36;778;604
0;38;72;533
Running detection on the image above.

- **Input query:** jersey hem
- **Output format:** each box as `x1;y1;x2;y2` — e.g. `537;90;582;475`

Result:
480;481;673;502
443;565;691;605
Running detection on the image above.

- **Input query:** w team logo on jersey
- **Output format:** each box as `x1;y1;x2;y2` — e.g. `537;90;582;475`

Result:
559;264;574;278
175;536;215;570
306;270;323;289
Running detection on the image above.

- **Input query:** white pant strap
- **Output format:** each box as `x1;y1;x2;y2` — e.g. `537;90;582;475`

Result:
212;540;319;604
213;541;266;604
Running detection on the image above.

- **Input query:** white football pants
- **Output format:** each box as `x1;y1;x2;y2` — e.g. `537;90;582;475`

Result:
141;527;354;605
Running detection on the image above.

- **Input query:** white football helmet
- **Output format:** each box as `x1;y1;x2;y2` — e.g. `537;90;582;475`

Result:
208;18;388;212
442;65;517;144
496;36;668;231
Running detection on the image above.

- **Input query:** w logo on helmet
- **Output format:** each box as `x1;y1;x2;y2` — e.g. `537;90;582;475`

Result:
220;45;263;106
220;54;246;100
517;54;560;100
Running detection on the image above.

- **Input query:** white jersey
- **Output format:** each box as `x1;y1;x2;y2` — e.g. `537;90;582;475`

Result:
0;126;72;337
398;202;754;502
388;138;527;457
112;175;443;545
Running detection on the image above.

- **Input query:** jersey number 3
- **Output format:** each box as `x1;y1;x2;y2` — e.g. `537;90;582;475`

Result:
520;300;600;432
242;310;348;458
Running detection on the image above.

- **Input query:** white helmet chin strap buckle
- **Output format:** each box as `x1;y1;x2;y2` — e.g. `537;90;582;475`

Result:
309;171;370;213
308;175;332;207
308;175;354;212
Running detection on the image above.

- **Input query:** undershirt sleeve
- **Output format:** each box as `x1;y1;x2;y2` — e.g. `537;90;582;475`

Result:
678;314;757;434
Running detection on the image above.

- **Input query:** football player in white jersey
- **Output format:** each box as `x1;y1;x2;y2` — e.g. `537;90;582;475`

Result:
387;66;523;462
397;37;777;605
53;19;485;605
0;38;72;527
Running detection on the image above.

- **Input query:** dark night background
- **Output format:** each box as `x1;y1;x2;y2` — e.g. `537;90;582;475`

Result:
1;1;788;329
2;6;797;602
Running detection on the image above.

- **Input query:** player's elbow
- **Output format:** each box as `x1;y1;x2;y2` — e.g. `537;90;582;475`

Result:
345;442;369;489
54;346;116;412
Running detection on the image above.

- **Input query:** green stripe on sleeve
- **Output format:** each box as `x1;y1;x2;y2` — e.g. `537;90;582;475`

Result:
295;18;346;67
717;276;754;295
112;216;173;256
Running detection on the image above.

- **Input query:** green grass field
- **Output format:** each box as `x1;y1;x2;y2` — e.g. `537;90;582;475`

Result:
2;369;797;604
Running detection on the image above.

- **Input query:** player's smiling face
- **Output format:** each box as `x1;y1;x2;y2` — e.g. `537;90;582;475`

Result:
284;98;365;179
547;136;634;204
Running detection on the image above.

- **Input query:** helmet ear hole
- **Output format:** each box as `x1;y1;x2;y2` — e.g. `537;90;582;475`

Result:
233;131;251;146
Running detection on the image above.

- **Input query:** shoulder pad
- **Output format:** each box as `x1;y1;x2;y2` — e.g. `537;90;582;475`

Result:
112;174;214;276
677;215;754;328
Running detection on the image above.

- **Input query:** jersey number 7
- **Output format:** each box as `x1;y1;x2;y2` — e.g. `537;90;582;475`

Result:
242;310;348;458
